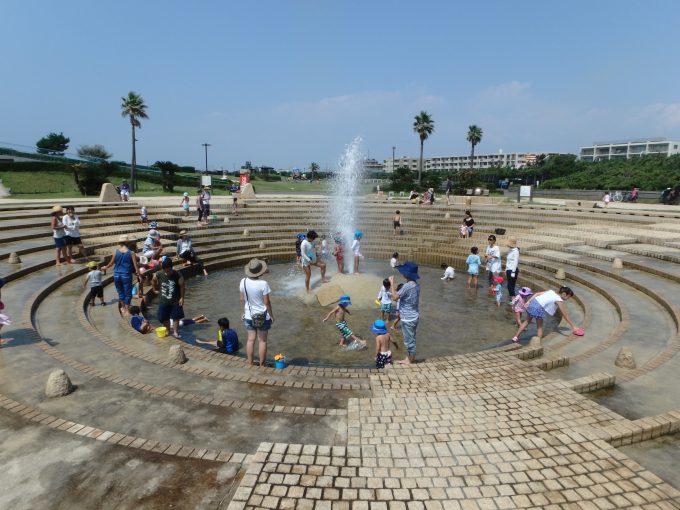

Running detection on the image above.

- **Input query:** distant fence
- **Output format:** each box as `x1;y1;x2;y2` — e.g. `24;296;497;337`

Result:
503;188;661;201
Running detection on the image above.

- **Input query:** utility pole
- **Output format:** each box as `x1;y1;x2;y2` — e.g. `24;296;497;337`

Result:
201;143;211;174
392;146;396;172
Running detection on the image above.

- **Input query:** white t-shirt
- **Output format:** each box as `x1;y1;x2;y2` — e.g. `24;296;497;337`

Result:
486;245;501;273
390;257;398;268
239;278;271;320
377;286;393;305
300;239;316;264
62;215;81;238
534;290;563;316
351;239;362;256
443;266;455;279
202;191;211;205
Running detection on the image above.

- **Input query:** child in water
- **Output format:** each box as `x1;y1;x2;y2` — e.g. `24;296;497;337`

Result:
493;276;504;307
390;283;403;330
83;260;106;307
194;317;238;353
322;294;364;347
351;231;363;274
320;234;328;260
466;247;481;289
295;233;305;266
511;287;533;326
440;263;455;281
390;252;399;268
373;319;399;369
377;278;393;322
333;235;345;274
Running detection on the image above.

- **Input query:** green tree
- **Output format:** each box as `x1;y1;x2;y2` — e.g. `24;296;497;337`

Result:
120;91;149;192
389;166;416;192
36;132;70;155
309;162;319;182
72;162;110;196
77;144;112;161
154;160;179;192
413;111;434;185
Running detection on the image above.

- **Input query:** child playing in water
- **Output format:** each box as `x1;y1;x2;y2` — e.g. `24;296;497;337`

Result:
181;192;190;217
393;210;402;235
126;305;152;334
194;317;238;353
493;275;504;307
440;263;455;281
511;287;533;326
83;261;106;307
351;231;363;273
333;235;345;274
295;234;305;266
390;252;399;268
466;247;481;289
390;283;403;330
377;278;393;321
373;319;399;369
320;234;328;260
322;294;363;346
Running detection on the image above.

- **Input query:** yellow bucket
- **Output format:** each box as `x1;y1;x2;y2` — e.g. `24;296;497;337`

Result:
155;326;168;338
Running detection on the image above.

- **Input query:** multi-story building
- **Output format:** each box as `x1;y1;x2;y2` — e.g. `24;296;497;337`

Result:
383;156;420;173
579;138;680;162
362;158;384;173
382;152;565;173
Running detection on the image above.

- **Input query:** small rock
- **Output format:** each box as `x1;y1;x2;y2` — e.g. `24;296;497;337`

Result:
259;241;266;249
8;252;21;264
555;268;566;280
615;347;636;369
430;224;436;230
223;216;230;223
243;229;249;236
612;258;623;269
168;345;187;365
45;369;74;398
444;213;450;219
528;336;542;347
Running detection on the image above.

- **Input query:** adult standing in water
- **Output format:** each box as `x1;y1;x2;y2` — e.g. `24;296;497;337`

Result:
389;261;420;365
239;258;274;367
50;205;67;266
300;230;328;293
505;236;520;299
103;234;140;313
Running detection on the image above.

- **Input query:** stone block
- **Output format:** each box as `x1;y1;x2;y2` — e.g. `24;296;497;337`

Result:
240;183;256;198
444;213;450;219
612;258;623;269
99;182;120;202
243;229;249;236
259;241;266;249
223;216;230;223
615;347;636;369
8;252;21;264
528;336;542;347
168;345;187;365
45;369;74;398
555;268;566;280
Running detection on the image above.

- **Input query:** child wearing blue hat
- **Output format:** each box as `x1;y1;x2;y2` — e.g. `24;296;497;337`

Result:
322;294;364;346
351;231;364;273
373;319;398;368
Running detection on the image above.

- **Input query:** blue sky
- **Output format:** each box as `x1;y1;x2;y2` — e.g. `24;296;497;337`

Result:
2;0;680;170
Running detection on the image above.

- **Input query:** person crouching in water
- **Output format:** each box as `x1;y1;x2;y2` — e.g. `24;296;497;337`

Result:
373;319;399;369
322;294;364;347
176;230;208;276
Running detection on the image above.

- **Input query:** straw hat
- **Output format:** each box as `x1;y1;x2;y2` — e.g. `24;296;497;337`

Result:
244;258;268;278
51;205;63;214
179;229;188;236
118;234;129;243
506;237;518;248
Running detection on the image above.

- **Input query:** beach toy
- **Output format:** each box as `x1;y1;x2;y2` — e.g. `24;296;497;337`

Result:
274;353;286;369
155;326;168;338
573;327;585;336
374;299;381;307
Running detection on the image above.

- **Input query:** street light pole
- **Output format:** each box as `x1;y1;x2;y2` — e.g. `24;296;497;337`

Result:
201;143;211;174
392;146;396;172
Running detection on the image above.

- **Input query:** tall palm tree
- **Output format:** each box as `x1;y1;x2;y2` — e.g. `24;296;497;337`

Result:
466;125;483;175
413;111;434;185
120;92;149;192
309;162;319;182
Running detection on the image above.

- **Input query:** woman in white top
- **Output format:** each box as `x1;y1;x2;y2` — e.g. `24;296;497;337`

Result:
239;258;275;367
63;206;86;262
484;235;502;294
50;205;67;266
512;286;583;342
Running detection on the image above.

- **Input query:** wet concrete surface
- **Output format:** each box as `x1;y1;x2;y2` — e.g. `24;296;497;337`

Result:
620;434;680;489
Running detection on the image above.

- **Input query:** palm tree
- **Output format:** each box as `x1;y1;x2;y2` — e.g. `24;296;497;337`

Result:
466;125;483;175
309;162;319;182
413;111;434;185
120;92;149;192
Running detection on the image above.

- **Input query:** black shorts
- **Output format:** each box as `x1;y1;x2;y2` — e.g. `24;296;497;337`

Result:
89;286;103;299
393;221;400;228
157;303;184;323
66;236;82;245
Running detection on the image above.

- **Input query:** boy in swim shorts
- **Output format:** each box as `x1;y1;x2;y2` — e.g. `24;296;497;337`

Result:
322;294;363;346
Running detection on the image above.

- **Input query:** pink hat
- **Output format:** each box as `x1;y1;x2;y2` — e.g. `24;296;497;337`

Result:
518;287;533;297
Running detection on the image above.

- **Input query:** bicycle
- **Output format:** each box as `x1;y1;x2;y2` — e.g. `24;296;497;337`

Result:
612;190;624;202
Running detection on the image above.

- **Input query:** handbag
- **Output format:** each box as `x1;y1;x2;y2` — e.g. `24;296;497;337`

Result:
243;278;267;328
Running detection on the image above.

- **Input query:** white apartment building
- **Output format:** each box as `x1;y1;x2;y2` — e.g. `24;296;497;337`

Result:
382;156;420;173
382;152;564;173
579;138;680;162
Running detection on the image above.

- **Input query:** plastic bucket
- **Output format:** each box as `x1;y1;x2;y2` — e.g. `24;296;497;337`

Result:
275;359;286;369
155;326;168;338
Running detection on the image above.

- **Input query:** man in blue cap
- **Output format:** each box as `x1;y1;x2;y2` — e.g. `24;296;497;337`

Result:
389;261;420;364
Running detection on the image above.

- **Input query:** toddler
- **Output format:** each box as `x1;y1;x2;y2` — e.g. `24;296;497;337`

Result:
393;210;402;235
140;205;149;225
333;235;345;274
377;278;393;321
322;294;363;346
351;231;363;273
493;276;504;307
440;263;455;281
466;247;481;289
390;252;399;268
390;283;403;330
295;233;305;266
511;287;533;326
83;261;106;306
373;319;399;369
181;192;190;216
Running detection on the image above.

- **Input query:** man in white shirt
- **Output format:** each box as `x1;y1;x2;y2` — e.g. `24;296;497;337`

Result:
300;230;329;293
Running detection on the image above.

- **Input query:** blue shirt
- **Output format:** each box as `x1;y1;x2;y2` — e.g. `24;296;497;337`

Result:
466;254;481;274
113;249;134;276
397;281;420;322
218;328;239;353
130;316;144;333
